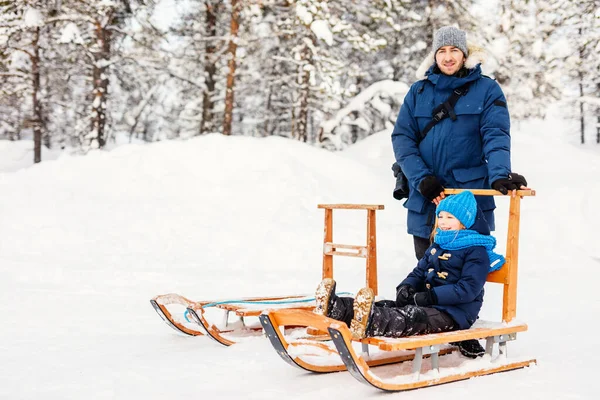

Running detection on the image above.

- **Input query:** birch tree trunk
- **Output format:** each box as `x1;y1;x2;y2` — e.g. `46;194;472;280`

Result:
578;28;585;144
223;0;239;136
597;83;599;144
296;36;315;143
91;16;112;148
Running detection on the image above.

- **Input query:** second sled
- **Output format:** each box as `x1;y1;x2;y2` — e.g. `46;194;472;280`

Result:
151;203;405;363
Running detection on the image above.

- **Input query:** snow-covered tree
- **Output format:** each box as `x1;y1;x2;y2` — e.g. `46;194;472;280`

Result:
0;2;59;162
537;0;599;143
314;0;481;148
476;0;561;120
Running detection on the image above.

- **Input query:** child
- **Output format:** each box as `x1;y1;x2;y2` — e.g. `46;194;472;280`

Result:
314;191;505;355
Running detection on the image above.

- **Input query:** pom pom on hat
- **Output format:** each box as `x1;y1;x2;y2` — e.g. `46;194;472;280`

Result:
436;191;478;228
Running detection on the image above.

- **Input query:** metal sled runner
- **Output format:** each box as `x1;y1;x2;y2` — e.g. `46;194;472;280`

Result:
261;189;537;390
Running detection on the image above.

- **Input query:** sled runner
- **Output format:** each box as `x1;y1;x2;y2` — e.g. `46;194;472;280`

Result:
261;189;537;390
151;204;384;348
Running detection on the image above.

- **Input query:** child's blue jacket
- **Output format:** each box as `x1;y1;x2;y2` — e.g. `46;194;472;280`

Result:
399;210;492;329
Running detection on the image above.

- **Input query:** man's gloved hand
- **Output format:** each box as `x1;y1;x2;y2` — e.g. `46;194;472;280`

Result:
492;173;528;195
413;290;436;307
395;284;416;307
418;175;444;201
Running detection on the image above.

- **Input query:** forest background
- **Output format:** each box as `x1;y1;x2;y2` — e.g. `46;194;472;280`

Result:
1;0;599;164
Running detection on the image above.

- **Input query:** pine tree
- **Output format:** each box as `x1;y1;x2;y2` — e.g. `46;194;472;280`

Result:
51;1;160;150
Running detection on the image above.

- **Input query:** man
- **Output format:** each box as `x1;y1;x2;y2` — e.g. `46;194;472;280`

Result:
392;26;527;261
391;26;528;359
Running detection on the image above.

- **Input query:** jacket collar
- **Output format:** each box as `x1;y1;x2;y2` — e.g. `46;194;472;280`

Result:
426;64;482;90
415;43;487;82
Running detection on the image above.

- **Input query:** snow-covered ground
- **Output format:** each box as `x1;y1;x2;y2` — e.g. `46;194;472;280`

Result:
1;117;598;399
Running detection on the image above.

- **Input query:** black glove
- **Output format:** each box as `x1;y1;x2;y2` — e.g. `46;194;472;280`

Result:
492;173;527;195
391;162;402;178
413;290;437;307
418;175;444;201
395;284;416;307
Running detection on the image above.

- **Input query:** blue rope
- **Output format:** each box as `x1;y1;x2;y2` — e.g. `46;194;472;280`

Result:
199;292;353;309
183;308;192;323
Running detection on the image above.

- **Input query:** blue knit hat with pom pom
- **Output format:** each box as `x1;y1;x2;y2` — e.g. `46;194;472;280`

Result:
436;191;477;228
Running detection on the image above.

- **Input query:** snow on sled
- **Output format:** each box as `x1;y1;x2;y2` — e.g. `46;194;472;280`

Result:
151;204;386;352
262;189;537;390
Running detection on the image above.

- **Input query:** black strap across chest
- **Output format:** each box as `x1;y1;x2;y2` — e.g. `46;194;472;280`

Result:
418;81;473;141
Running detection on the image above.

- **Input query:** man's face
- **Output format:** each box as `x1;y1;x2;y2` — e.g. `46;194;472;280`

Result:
435;46;465;76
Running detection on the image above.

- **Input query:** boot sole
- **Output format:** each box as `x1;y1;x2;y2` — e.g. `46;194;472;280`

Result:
350;287;374;339
314;278;335;316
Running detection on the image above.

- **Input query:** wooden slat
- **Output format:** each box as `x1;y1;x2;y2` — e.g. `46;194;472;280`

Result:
326;243;365;250
366;323;528;352
267;310;527;352
268;309;342;332
444;188;536;196
486;267;508;284
322;208;333;279
234;305;314;317
503;194;521;322
325;250;366;258
318;204;385;210
366;209;378;295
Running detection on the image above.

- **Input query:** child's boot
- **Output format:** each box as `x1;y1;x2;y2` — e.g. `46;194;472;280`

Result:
350;287;375;339
314;278;336;317
452;339;485;358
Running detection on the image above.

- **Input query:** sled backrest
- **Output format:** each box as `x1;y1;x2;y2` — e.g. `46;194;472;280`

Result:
317;204;384;296
445;189;536;323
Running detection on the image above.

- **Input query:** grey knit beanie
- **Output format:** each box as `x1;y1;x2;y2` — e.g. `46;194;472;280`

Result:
433;26;468;56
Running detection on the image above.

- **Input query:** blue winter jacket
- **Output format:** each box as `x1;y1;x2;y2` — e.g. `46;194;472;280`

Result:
398;209;491;330
391;64;511;238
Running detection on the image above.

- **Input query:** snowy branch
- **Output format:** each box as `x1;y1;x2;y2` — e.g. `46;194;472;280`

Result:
0;72;30;79
320;80;409;135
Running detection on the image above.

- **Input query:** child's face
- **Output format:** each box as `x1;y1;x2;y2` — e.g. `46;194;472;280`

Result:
437;211;463;231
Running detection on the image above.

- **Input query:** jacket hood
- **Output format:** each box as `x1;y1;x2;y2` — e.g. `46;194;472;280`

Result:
415;43;486;80
470;207;491;235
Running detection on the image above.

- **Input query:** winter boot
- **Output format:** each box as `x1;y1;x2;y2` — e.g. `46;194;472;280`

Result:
349;287;375;339
452;339;485;359
314;278;336;317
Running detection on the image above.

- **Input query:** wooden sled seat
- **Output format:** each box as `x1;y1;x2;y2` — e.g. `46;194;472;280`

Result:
362;320;528;352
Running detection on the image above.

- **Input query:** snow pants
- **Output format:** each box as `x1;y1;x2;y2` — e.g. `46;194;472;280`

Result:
328;295;455;338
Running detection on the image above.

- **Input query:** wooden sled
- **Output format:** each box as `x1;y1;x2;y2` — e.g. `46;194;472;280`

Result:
263;189;537;390
151;204;384;349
